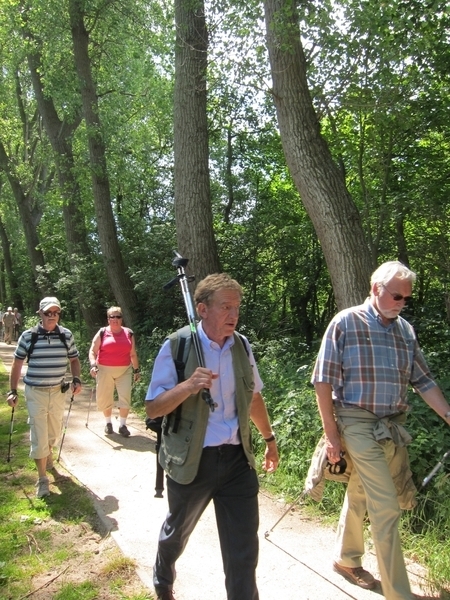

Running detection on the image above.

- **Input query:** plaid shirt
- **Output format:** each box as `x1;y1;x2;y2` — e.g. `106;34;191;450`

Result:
311;299;437;417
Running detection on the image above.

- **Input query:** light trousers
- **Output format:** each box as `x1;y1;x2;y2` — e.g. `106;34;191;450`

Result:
335;409;413;600
25;384;66;458
95;365;132;412
4;324;14;344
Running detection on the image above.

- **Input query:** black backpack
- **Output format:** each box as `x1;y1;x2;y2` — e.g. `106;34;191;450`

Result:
145;328;191;433
26;325;69;362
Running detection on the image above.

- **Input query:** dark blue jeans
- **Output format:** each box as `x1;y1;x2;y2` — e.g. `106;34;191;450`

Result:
153;444;260;600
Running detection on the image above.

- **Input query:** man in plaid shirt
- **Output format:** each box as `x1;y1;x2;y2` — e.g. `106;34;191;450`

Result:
312;261;450;600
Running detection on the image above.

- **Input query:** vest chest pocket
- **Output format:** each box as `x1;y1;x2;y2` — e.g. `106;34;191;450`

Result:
241;375;255;400
162;417;194;466
234;359;254;385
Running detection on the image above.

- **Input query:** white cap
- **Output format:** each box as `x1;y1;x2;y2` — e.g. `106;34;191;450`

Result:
38;297;61;313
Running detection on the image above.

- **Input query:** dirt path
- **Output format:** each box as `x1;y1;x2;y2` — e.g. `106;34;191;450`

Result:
0;342;437;600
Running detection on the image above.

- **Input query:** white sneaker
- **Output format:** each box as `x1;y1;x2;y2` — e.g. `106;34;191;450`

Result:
36;476;50;498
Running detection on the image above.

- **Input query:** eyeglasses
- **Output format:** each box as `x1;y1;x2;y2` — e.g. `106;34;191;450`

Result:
382;285;412;303
108;315;122;320
43;311;61;317
327;453;347;475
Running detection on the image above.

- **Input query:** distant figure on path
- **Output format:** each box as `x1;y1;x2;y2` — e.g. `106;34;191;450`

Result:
13;307;22;341
2;307;15;344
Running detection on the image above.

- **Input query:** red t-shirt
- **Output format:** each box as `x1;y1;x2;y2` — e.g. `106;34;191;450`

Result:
97;327;133;367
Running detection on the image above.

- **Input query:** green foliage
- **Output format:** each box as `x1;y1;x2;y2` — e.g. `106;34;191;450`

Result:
401;476;450;593
253;339;321;491
1;0;450;588
0;362;150;599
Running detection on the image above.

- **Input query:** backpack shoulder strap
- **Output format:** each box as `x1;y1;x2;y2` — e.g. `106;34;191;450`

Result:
169;325;192;384
99;327;133;348
124;327;134;343
56;325;69;352
167;325;192;434
26;326;40;362
97;327;107;349
26;325;69;361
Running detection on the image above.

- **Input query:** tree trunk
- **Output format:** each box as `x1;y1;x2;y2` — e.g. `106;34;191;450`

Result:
68;0;137;327
26;42;105;334
0;212;21;306
264;0;373;309
173;0;220;283
0;140;46;299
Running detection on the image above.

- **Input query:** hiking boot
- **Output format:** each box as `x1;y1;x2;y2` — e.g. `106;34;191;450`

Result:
104;423;114;435
118;425;130;438
333;562;376;590
36;476;50;498
46;453;54;470
155;589;175;600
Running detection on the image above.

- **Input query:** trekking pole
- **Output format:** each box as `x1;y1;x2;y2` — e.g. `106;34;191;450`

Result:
421;450;450;487
85;387;94;428
6;406;15;463
57;394;74;463
164;251;217;411
264;489;308;538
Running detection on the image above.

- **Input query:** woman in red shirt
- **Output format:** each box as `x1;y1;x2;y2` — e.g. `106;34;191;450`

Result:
89;307;140;437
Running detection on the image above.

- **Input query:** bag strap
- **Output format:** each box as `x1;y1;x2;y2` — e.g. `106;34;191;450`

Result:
99;326;133;348
26;327;39;362
236;332;250;358
166;327;191;434
26;325;68;362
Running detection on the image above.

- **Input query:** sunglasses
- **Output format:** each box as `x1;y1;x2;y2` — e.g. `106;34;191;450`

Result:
108;315;123;320
327;453;347;475
43;311;61;317
382;284;412;303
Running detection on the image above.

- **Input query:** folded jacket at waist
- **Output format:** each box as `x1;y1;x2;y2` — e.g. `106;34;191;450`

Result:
335;405;411;446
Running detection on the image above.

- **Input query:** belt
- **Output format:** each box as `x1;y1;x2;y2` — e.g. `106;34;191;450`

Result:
203;443;242;453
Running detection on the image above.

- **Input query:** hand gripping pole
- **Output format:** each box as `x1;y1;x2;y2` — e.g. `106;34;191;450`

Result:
164;251;216;411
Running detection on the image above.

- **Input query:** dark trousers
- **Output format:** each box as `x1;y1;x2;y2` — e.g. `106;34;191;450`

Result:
153;444;260;600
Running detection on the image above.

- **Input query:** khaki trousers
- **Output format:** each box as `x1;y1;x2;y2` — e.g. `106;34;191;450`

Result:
4;324;14;344
95;365;132;412
25;384;66;458
335;408;413;600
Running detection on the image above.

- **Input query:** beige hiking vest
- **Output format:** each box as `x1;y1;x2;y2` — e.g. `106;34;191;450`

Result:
159;330;256;485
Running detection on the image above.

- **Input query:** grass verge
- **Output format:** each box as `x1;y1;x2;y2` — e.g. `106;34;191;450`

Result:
0;360;153;600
